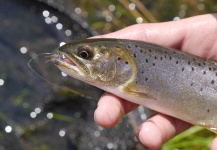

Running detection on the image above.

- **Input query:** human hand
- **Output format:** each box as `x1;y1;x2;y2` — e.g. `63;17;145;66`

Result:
94;14;217;149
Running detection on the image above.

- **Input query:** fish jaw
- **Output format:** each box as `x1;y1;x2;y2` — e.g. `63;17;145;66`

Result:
51;52;89;80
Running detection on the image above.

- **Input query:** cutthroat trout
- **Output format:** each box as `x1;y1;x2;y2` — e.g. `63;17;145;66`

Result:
52;38;217;133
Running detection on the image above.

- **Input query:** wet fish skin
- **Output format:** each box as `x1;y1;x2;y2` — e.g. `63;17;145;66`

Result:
53;38;217;133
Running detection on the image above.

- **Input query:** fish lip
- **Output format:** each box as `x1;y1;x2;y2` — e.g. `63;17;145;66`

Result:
52;51;89;76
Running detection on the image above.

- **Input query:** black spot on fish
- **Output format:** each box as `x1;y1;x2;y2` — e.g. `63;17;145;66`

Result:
116;46;120;48
149;49;152;52
188;61;191;65
99;45;102;47
191;67;194;71
117;57;121;60
154;56;157;60
190;83;193;86
216;73;217;76
165;51;167;54
164;55;167;58
133;53;137;58
203;62;206;65
169;56;172;60
145;78;148;81
192;58;196;61
145;59;148;63
200;88;203;91
182;67;185;72
135;45;138;48
141;71;144;74
176;61;179;64
125;61;128;64
207;109;210;113
203;71;206;75
211;80;215;84
140;49;143;53
127;45;131;48
152;63;155;66
198;63;201;66
209;67;212;71
160;57;163;60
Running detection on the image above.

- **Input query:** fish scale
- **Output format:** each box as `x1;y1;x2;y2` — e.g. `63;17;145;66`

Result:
53;38;217;133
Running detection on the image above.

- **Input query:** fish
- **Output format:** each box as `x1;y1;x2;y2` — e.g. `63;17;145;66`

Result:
51;38;217;133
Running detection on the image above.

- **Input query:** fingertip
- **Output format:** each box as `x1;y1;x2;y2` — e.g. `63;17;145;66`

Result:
136;114;191;149
138;121;163;150
94;104;121;128
94;93;124;128
94;93;138;128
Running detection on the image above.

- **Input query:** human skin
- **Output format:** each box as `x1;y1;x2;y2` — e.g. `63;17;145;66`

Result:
93;14;217;150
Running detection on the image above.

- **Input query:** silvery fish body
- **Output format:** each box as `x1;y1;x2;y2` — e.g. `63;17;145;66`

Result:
53;38;217;133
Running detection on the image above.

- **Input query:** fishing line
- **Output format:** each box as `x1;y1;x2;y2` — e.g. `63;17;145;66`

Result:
28;52;88;98
28;53;59;88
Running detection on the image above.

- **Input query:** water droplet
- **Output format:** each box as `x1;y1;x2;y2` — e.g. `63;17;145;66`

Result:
35;107;41;114
47;112;53;119
107;143;113;149
82;22;88;28
20;47;28;54
109;5;115;11
0;79;4;86
59;129;66;137
5;126;12;133
129;3;136;10
56;23;63;30
30;112;37;118
65;30;72;36
173;17;181;21
75;7;81;14
42;10;49;17
45;17;51;24
94;131;100;137
51;16;58;23
136;17;143;24
106;15;112;22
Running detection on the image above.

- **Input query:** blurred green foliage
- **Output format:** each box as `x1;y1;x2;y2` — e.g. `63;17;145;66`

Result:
69;0;217;149
72;0;217;34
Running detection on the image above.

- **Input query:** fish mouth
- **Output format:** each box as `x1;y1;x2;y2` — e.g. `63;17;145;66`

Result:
51;52;89;76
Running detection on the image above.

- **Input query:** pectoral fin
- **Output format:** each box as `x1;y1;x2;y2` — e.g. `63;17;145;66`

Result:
122;86;157;100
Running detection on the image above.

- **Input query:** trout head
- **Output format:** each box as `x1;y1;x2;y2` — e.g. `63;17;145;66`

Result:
52;39;137;87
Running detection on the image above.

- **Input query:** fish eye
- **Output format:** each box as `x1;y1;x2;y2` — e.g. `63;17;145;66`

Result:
77;46;92;59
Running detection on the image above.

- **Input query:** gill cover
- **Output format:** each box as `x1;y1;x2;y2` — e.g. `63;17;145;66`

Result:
89;48;116;82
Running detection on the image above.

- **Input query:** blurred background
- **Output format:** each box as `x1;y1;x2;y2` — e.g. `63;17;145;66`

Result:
0;0;217;149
